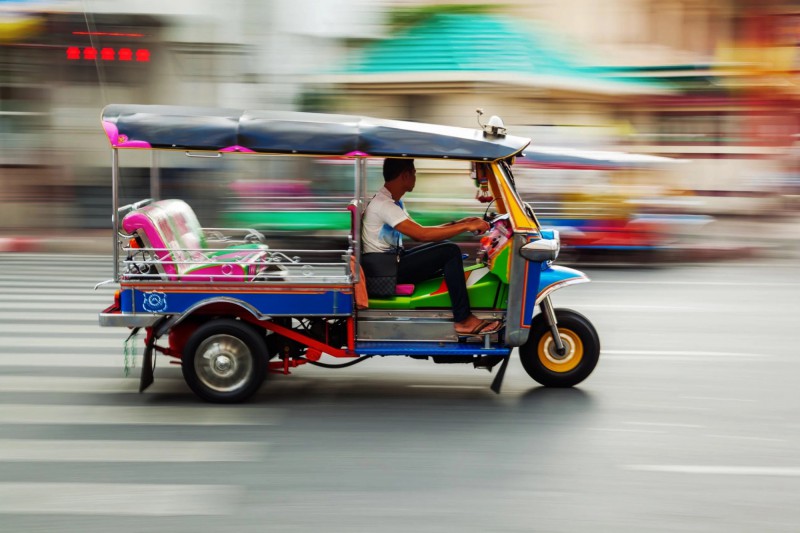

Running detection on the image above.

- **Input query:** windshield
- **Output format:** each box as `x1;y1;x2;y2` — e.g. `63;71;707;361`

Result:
498;160;541;232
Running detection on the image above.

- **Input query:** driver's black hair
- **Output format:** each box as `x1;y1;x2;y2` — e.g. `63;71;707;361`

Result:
383;158;415;182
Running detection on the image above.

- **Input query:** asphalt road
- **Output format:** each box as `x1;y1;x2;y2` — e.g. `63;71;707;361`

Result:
0;253;798;532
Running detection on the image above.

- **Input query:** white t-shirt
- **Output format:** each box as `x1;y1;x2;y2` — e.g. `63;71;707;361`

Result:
362;187;410;254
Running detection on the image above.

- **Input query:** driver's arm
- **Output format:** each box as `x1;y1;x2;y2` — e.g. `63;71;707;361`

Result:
395;217;488;243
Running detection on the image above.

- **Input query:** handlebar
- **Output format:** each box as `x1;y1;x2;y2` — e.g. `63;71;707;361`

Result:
476;213;513;262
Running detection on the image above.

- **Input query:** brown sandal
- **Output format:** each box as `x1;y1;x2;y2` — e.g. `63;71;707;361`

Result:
456;319;502;337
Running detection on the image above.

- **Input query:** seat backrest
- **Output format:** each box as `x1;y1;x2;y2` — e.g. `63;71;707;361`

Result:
157;199;207;251
122;199;207;279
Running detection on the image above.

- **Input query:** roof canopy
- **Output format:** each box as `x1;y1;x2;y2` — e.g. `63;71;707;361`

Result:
101;104;530;161
521;146;683;169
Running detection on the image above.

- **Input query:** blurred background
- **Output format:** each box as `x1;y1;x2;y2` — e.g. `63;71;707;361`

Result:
1;0;798;260
1;4;799;530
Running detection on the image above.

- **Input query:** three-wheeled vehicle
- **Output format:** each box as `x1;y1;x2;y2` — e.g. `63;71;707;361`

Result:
98;104;600;403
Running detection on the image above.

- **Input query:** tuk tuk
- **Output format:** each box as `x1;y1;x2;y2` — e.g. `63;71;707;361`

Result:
98;104;600;403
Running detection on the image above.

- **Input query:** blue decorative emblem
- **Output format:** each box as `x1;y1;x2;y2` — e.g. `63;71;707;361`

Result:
142;291;168;313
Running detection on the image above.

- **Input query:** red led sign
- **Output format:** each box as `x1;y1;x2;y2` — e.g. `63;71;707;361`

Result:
66;47;150;62
72;31;145;38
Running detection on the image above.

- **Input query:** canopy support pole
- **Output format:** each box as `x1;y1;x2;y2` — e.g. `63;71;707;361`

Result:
353;158;366;282
150;151;160;201
112;148;120;281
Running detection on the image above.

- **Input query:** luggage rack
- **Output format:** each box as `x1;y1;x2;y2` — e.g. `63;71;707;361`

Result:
115;197;354;286
118;245;353;285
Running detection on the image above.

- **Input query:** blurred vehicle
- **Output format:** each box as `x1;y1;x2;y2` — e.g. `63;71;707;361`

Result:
98;105;600;402
221;145;712;261
514;146;712;260
220;158;479;249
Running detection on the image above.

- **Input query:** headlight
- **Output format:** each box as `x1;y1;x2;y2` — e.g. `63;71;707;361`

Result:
519;230;560;262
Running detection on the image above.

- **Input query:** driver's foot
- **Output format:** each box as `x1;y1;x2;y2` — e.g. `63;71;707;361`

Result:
455;315;502;335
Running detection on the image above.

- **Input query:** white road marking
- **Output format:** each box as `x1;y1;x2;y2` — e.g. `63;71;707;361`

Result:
576;304;714;311
606;356;771;362
0;353;125;367
624;465;800;476
1;339;125;350
0;276;107;284
594;280;800;287
603;350;767;358
0;304;108;312
0;253;107;261
0;282;104;290
589;428;666;434
0;439;265;462
0;324;128;335
0;404;280;426
680;396;757;403
0;288;114;300
625;422;704;428
0;483;242;515
706;434;786;443
408;384;487;389
0;376;183;393
635;404;713;412
0;312;106;322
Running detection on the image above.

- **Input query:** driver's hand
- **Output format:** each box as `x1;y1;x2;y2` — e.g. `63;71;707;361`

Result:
465;218;490;234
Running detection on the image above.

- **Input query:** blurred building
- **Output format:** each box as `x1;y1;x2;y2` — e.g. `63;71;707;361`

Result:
310;1;799;215
0;0;797;230
0;0;379;228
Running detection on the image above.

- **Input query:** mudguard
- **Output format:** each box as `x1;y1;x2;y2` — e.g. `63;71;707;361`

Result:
535;264;590;305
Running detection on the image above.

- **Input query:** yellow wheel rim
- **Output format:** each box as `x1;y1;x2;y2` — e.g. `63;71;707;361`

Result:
537;328;584;373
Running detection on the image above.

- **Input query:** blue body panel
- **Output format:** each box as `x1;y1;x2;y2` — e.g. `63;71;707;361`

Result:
355;341;510;357
536;264;588;302
521;253;542;327
120;287;353;317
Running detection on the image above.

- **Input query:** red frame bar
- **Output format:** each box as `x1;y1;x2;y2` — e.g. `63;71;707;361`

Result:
239;315;355;358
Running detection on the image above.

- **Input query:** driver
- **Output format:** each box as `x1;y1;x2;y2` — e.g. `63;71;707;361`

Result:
361;158;502;336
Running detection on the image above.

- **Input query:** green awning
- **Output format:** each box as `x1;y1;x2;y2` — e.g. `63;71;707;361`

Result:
332;14;673;95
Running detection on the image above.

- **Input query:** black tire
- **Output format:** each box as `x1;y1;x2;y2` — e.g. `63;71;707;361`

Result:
519;308;600;387
182;318;268;403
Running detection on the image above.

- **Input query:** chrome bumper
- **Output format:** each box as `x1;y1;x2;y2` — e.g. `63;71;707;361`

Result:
98;313;161;328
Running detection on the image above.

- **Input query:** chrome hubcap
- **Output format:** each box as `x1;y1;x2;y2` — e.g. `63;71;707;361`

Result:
542;333;576;364
195;334;253;393
213;355;233;374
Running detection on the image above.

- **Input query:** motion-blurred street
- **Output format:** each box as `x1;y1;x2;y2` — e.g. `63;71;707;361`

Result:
2;1;799;530
0;253;798;532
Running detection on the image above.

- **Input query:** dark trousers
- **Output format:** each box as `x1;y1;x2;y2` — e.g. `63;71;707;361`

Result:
397;241;470;322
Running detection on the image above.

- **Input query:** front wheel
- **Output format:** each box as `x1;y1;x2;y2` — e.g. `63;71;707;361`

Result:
519;309;599;387
182;318;268;403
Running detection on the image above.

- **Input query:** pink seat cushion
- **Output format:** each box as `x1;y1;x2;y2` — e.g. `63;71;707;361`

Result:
395;284;415;296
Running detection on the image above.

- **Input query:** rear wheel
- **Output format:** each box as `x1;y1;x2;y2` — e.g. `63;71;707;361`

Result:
519;309;599;387
182;318;268;403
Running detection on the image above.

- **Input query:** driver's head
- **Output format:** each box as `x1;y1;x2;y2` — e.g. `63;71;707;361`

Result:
383;158;415;183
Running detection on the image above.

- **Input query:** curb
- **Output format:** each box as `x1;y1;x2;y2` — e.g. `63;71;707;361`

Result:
0;237;41;253
0;232;112;255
